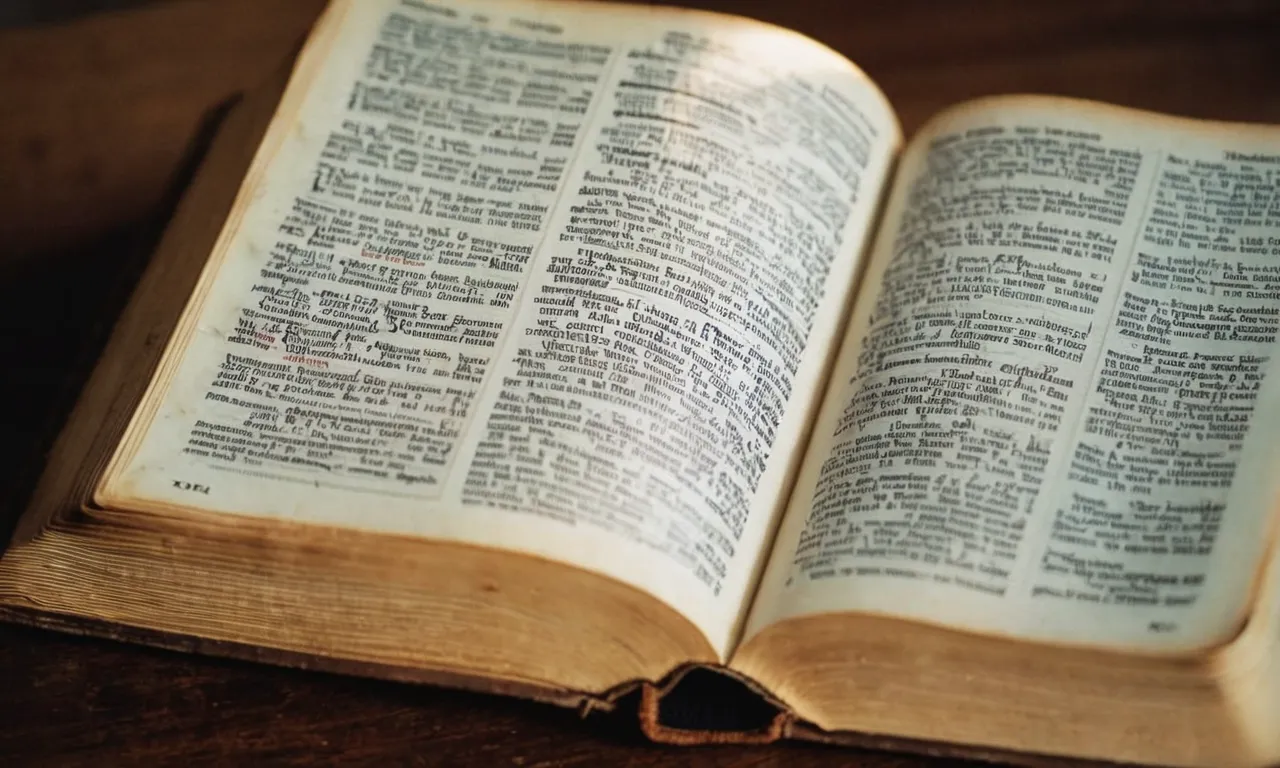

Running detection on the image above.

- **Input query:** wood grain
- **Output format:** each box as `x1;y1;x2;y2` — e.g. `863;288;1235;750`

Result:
1;0;1277;765
0;0;327;261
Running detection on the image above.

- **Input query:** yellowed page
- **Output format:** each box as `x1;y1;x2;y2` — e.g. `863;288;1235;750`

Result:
746;96;1280;653
97;0;900;658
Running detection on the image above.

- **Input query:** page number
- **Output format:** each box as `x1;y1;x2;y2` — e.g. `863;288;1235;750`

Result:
172;480;210;494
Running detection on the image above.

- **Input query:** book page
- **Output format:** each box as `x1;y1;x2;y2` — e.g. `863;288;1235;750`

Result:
745;96;1280;652
97;0;900;656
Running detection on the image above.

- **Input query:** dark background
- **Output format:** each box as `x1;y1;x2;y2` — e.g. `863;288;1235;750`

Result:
1;1;1278;765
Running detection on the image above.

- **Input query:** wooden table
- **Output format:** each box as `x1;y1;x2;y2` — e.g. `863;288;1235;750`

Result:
1;1;1277;765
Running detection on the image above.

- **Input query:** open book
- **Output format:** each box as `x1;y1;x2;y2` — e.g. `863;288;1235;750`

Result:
4;0;1280;764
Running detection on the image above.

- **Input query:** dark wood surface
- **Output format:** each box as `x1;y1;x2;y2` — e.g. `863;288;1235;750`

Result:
1;1;1278;765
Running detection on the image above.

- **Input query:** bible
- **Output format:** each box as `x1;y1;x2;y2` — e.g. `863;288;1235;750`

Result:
4;1;1280;765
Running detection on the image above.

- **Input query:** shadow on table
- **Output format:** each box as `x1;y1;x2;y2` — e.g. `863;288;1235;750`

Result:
0;0;155;29
0;98;236;542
